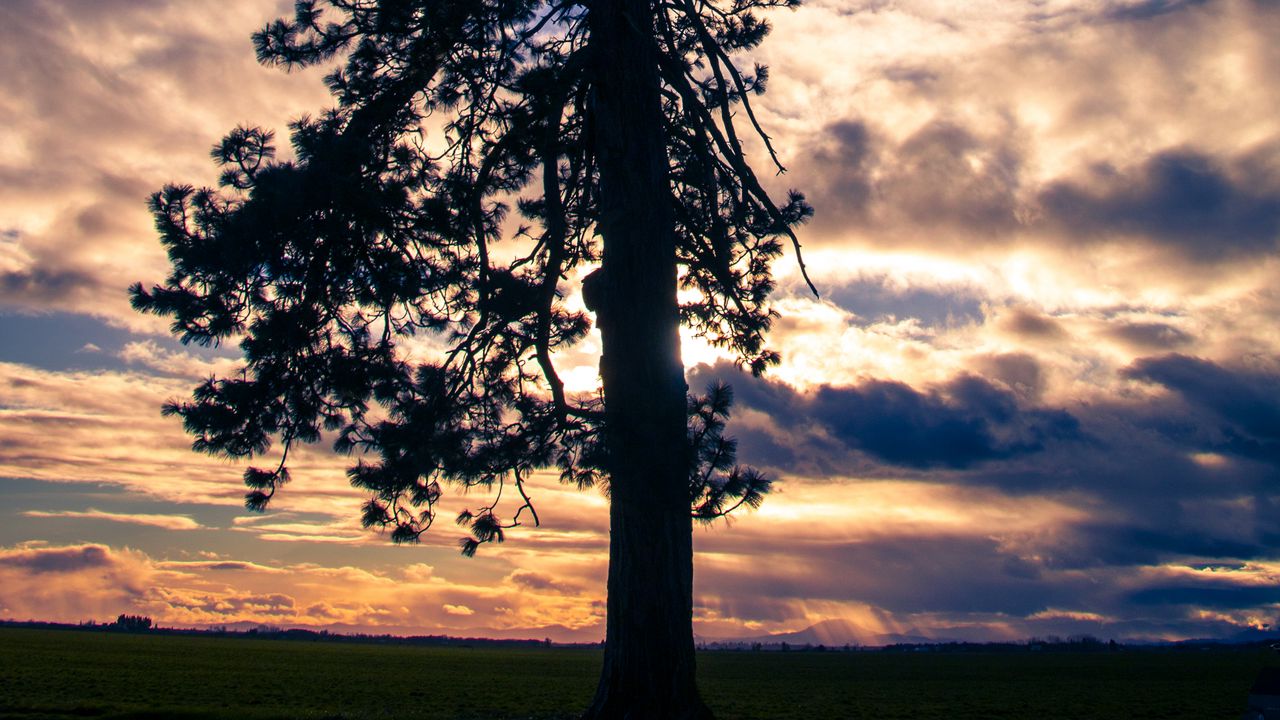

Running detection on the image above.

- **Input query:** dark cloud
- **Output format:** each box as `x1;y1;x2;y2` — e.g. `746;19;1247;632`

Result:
810;376;1078;469
1105;321;1194;351
797;118;1024;241
1103;0;1212;22
973;353;1045;403
697;594;798;625
688;362;1080;472
803;120;876;227
1049;522;1270;570
1000;307;1065;339
1124;354;1280;463
201;562;263;572
825;1;895;17
694;510;1280;636
724;423;803;472
0;268;107;307
880;64;940;89
698;534;1082;617
1038;149;1280;262
1128;583;1280;609
0;544;111;573
685;357;1280;631
1117;527;1267;563
507;569;580;594
826;274;984;327
799;118;1280;264
885;121;1022;232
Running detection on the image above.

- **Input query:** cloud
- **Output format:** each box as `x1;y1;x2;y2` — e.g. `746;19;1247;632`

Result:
809;377;1079;469
0;267;110;311
1128;583;1280;609
1104;321;1194;351
0;541;606;638
118;340;242;379
0;356;609;558
148;586;298;618
997;307;1067;340
506;569;581;595
795;122;1280;267
1103;0;1212;22
676;351;1280;641
0;543;153;621
156;560;284;573
796;118;1025;244
231;518;369;545
688;361;1080;472
1124;354;1280;463
825;272;985;328
21;509;201;531
704;534;1071;617
0;544;115;573
0;0;331;325
0;0;1279;647
973;353;1046;403
773;0;1280;282
0;361;359;516
687;478;1280;641
1037;149;1280;261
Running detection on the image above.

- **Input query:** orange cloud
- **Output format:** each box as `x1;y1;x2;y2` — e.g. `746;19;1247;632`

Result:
20;509;201;531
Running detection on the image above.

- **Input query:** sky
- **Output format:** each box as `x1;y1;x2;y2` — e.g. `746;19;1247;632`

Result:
1;0;1278;644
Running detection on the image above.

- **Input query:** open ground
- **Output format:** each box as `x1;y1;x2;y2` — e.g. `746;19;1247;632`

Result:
0;627;1271;719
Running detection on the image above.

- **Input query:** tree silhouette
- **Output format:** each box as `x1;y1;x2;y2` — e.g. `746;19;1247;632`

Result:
113;614;153;632
132;1;810;717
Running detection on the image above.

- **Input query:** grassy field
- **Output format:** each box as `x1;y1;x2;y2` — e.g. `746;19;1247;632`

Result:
0;627;1272;719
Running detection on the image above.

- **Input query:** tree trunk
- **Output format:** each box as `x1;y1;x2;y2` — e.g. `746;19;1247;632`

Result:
583;0;712;718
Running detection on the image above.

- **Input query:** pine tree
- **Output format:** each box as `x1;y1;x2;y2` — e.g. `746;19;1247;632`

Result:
132;1;811;716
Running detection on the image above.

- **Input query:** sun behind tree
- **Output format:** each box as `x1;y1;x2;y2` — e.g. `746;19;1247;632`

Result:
132;1;811;717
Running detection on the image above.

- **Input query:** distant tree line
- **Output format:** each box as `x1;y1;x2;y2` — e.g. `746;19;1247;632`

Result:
698;636;1127;653
0;619;554;648
112;614;153;632
0;620;1266;655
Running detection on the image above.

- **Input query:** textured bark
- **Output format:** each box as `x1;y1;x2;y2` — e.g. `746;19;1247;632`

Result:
583;0;711;717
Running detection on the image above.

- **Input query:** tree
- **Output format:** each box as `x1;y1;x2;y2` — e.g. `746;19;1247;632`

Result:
132;1;811;717
113;614;153;632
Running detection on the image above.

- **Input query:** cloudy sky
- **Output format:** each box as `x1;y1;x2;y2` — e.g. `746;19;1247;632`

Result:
1;0;1278;644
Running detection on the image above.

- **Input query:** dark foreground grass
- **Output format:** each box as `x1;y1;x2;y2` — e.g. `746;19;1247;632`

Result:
0;627;1271;719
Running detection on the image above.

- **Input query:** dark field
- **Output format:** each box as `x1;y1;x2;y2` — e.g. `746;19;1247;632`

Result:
0;627;1271;719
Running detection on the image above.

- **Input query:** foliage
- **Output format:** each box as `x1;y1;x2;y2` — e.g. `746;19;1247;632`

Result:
112;614;153;632
689;382;771;523
131;0;812;551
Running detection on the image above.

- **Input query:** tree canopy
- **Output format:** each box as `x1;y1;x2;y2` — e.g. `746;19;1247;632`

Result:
131;0;811;554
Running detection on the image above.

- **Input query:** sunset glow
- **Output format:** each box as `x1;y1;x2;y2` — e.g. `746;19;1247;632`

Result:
1;0;1278;645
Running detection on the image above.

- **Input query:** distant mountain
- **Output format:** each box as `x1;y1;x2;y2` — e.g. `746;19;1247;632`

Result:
716;618;938;647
